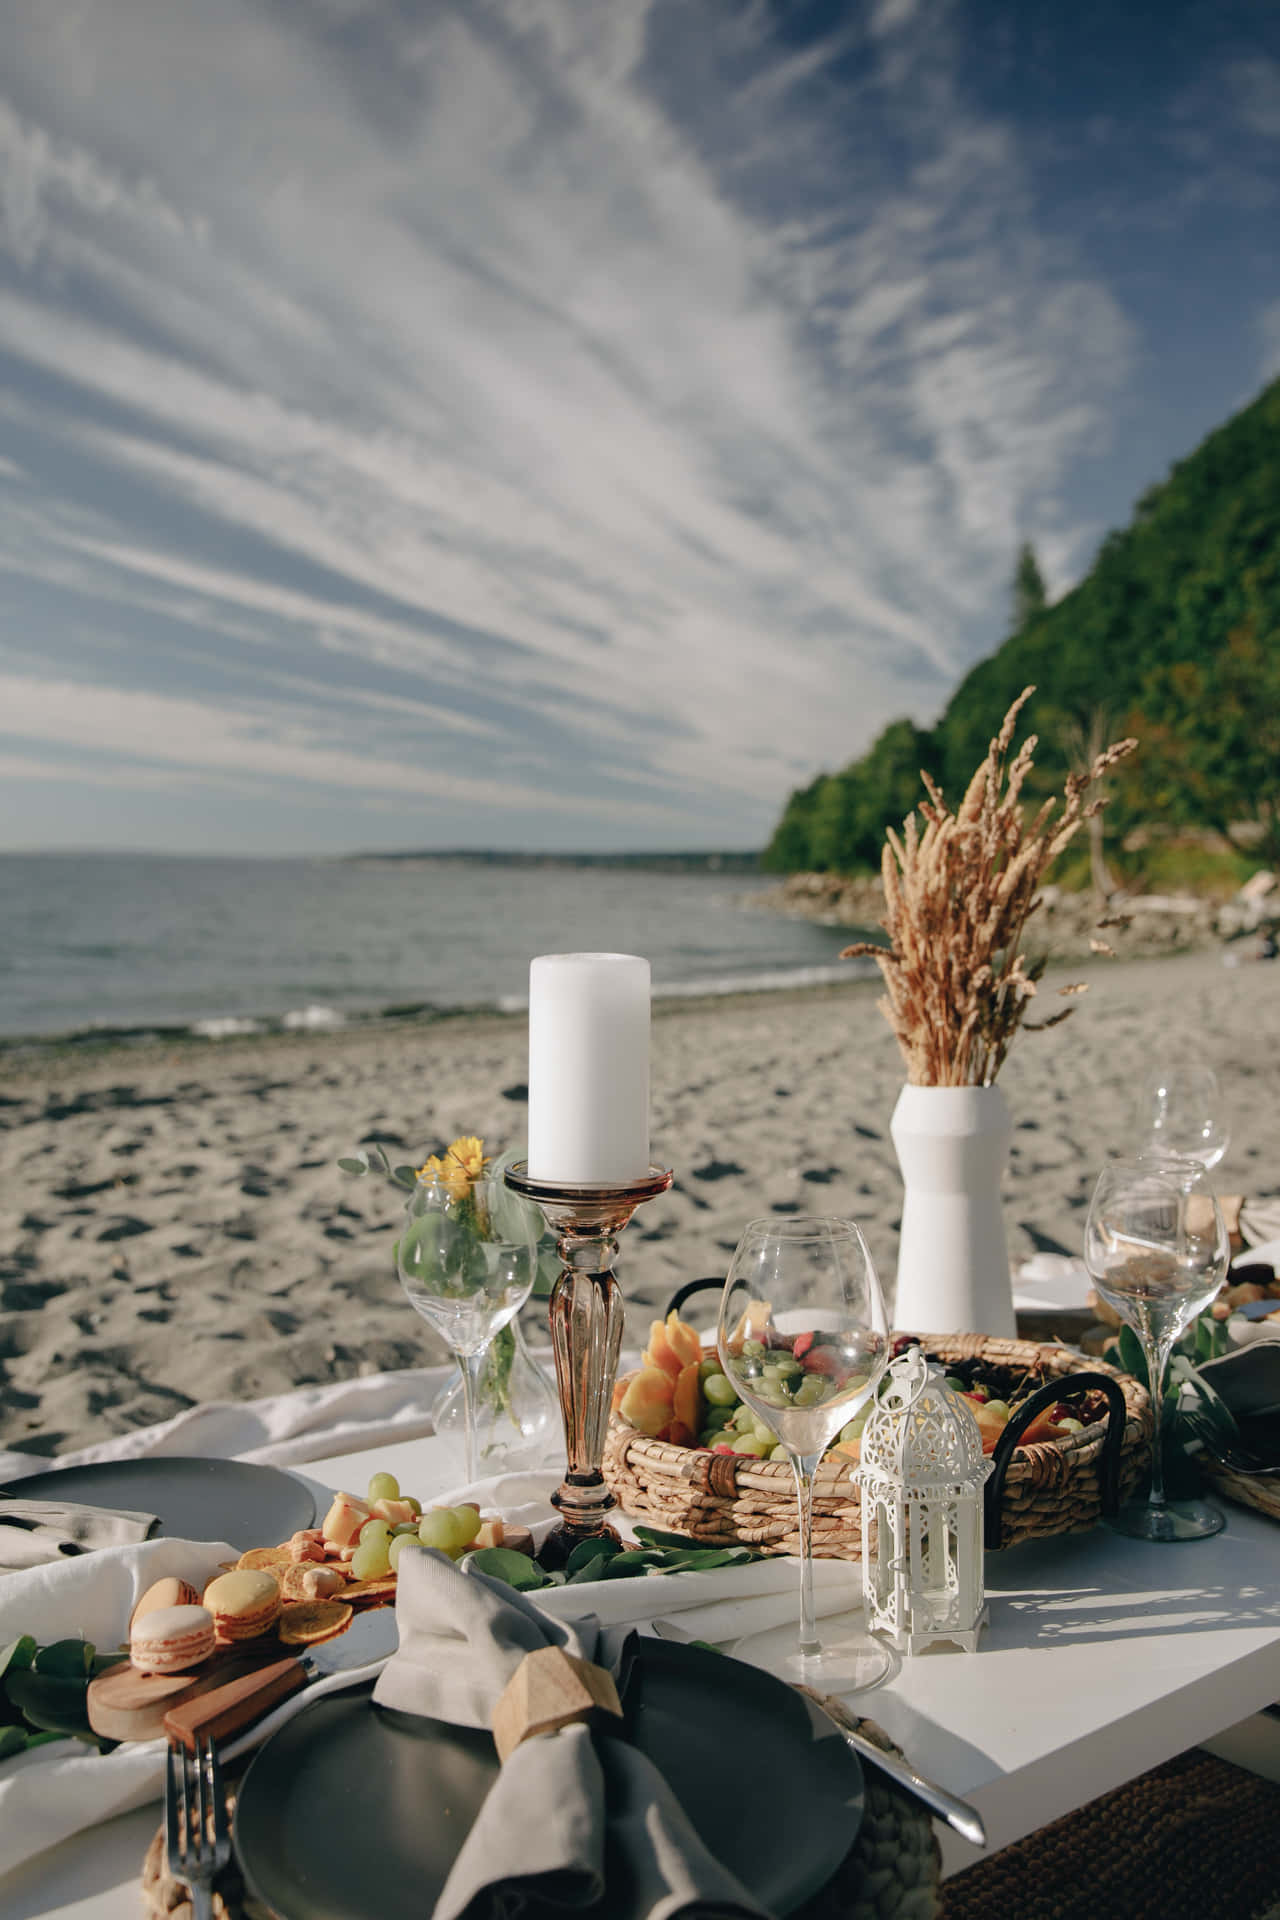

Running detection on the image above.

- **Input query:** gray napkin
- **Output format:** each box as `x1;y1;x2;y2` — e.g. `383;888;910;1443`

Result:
0;1500;158;1574
373;1549;769;1920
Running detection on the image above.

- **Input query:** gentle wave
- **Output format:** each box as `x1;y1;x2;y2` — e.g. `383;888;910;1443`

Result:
5;961;876;1050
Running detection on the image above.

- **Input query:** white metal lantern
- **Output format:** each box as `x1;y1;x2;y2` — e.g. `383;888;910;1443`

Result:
858;1346;992;1654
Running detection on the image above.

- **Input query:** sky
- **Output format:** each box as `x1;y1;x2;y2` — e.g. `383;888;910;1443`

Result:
1;0;1278;856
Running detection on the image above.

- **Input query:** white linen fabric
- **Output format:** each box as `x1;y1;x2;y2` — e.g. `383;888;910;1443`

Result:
0;1362;458;1485
375;1548;767;1920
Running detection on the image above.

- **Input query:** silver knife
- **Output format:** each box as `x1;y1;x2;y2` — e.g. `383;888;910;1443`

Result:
648;1618;985;1848
794;1684;986;1848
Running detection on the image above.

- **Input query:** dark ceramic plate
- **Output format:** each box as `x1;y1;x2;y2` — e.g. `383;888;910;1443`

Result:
234;1635;864;1919
0;1456;315;1551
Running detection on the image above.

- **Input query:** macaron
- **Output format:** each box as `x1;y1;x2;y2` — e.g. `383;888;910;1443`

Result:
129;1576;201;1635
203;1569;282;1642
129;1604;216;1676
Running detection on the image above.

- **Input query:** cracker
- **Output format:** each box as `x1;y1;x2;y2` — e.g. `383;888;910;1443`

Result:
342;1576;397;1606
280;1563;347;1603
278;1600;353;1645
236;1547;293;1572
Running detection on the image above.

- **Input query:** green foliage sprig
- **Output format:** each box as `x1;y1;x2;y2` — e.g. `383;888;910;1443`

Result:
465;1527;761;1594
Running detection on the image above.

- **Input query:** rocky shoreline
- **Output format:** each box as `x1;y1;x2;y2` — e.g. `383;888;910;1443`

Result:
746;870;1279;964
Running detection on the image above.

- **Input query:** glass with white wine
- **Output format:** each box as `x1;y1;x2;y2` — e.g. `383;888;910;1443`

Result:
1084;1156;1229;1541
717;1216;890;1689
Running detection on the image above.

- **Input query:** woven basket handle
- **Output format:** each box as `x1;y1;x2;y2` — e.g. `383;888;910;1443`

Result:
984;1371;1128;1550
664;1277;726;1320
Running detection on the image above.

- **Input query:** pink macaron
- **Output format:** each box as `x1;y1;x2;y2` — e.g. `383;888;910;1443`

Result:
129;1603;217;1676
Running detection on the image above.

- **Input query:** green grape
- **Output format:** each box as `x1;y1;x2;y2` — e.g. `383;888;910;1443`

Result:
389;1533;420;1571
730;1434;772;1458
839;1414;868;1444
392;1521;420;1536
768;1442;789;1460
452;1504;482;1548
418;1510;462;1553
367;1471;400;1504
769;1354;802;1378
701;1405;733;1431
698;1357;723;1382
730;1402;758;1431
404;1496;423;1516
351;1537;393;1580
751;1418;776;1444
702;1372;738;1407
359;1518;392;1547
793;1377;830;1408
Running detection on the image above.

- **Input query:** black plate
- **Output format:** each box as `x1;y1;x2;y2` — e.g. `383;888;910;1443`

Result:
0;1456;315;1552
235;1636;864;1919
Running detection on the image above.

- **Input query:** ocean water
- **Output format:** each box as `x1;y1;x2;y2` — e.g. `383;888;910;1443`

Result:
0;854;874;1042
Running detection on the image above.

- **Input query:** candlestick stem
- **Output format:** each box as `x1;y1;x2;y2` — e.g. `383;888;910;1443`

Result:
504;1163;673;1567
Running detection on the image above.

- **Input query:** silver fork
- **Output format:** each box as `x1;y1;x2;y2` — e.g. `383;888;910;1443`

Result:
165;1733;232;1920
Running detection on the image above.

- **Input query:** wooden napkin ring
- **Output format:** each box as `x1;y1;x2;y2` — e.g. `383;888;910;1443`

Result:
491;1645;623;1764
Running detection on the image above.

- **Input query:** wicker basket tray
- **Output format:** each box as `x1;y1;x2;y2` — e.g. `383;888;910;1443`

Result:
604;1333;1152;1556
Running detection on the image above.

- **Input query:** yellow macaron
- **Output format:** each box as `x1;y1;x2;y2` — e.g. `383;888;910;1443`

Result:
203;1568;282;1641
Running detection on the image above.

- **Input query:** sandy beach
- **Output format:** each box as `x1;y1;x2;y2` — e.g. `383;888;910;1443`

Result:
1;948;1276;1461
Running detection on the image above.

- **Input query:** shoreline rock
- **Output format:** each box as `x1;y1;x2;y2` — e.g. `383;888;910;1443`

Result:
745;870;1279;964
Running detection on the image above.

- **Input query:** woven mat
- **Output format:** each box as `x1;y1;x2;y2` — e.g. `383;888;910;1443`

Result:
941;1747;1280;1920
140;1705;941;1920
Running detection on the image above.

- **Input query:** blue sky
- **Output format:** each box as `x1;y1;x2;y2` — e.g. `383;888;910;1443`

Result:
1;0;1277;855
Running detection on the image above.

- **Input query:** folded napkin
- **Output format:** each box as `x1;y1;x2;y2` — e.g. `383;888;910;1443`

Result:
0;1498;158;1574
375;1549;768;1920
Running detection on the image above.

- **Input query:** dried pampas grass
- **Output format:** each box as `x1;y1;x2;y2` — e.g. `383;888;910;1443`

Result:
842;687;1137;1087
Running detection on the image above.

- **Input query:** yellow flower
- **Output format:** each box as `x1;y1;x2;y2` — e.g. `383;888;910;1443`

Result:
417;1135;487;1201
445;1135;486;1181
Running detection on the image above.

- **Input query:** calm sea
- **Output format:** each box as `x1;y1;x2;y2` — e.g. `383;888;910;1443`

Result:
0;854;873;1042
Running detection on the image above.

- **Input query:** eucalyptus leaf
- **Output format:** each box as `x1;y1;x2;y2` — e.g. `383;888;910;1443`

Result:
633;1526;701;1552
465;1547;549;1592
602;1550;668;1577
1117;1324;1148;1386
566;1555;611;1584
0;1636;36;1682
566;1536;622;1576
0;1725;28;1761
392;1166;419;1189
337;1155;371;1176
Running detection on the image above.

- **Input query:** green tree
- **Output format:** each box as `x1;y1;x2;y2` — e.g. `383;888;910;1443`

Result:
1011;542;1048;632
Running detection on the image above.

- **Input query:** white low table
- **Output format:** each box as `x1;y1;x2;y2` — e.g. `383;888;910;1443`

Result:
5;1432;1279;1917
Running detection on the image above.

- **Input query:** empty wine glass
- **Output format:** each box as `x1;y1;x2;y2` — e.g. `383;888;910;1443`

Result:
717;1216;891;1690
398;1160;540;1483
1084;1157;1229;1541
1139;1067;1229;1172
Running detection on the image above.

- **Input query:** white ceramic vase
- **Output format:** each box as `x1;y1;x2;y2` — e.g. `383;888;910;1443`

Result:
889;1083;1015;1336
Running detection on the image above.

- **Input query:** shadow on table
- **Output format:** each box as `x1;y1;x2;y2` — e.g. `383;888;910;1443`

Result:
994;1578;1280;1647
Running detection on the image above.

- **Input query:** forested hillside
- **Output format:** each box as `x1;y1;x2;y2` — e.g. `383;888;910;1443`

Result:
765;378;1280;876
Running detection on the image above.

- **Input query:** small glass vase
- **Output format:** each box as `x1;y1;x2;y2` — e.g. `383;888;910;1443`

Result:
430;1309;562;1475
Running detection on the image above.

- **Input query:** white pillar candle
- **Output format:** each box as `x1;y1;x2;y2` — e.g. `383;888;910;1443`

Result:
527;952;651;1184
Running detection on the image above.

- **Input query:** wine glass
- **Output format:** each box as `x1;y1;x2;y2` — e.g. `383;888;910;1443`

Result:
1139;1067;1229;1172
717;1216;891;1690
398;1163;540;1484
1084;1157;1229;1541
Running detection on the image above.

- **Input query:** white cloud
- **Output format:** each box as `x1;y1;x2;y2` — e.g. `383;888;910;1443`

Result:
1228;58;1280;138
0;0;1138;846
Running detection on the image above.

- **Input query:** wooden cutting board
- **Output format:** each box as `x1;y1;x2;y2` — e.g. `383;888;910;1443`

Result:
87;1640;286;1743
